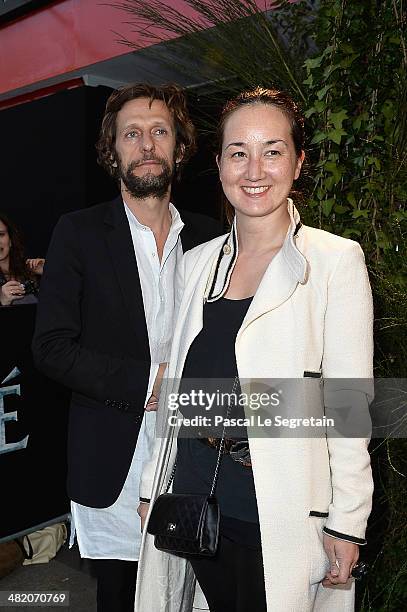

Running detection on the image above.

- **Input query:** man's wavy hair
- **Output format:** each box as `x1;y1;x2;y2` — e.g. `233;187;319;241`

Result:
96;83;196;180
216;87;305;224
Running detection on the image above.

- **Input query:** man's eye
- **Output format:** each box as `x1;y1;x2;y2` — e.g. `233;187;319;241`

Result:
231;151;246;158
265;150;280;156
125;131;137;139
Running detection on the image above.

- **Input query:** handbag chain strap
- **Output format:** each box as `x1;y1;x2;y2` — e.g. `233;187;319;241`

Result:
165;375;240;496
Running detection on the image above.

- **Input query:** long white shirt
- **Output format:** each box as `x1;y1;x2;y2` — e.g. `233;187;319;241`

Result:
69;201;184;560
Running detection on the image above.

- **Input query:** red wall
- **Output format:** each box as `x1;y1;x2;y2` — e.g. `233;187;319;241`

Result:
0;0;283;97
0;0;142;95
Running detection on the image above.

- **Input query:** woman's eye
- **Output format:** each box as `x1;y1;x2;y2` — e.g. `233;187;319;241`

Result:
231;151;246;158
265;150;280;157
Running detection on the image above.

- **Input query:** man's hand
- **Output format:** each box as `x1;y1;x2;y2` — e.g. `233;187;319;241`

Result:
145;362;167;411
26;258;45;275
145;393;159;411
137;502;150;532
322;535;359;587
0;280;25;306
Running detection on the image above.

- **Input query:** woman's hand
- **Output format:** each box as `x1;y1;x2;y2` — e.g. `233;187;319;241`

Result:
0;280;25;306
145;362;167;411
322;535;359;587
26;258;45;275
137;502;150;532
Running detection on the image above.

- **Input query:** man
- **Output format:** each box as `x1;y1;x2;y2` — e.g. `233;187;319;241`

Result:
32;83;221;612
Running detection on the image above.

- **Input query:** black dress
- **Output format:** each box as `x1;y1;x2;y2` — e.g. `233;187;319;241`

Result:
173;296;261;549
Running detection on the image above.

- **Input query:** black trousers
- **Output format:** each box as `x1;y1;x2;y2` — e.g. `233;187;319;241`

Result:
91;559;138;612
190;536;267;612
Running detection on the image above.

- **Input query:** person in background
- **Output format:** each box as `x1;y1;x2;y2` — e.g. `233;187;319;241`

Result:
136;88;374;612
0;212;44;307
32;83;221;612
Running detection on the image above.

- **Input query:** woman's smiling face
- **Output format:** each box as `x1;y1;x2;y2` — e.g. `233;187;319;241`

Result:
217;103;304;220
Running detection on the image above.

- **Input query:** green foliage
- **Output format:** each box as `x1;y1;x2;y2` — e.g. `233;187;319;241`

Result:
113;0;406;608
304;2;406;262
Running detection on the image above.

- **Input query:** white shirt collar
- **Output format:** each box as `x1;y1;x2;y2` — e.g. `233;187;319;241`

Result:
123;199;184;236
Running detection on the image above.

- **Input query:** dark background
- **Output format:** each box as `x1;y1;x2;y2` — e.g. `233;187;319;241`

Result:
0;305;71;538
0;85;222;259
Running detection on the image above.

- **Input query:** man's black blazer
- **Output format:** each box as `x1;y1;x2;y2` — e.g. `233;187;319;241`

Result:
32;197;222;508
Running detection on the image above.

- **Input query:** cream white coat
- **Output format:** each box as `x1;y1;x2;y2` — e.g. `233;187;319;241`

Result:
135;202;374;612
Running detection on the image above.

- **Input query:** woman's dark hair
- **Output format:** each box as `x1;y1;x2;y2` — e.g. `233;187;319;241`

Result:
96;83;197;180
0;213;33;282
216;87;305;223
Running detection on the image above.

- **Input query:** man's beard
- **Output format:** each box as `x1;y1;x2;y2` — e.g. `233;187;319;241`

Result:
119;155;174;200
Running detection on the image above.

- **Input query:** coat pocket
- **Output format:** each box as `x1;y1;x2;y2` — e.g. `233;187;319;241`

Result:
308;515;330;585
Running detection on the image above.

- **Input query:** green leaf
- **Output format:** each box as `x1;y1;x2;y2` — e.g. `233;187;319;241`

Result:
311;131;327;144
367;156;381;170
353;156;364;167
322;199;335;217
327;153;338;161
339;53;359;68
303;74;313;86
323;63;341;79
346;193;357;208
382;100;394;119
327;128;347;144
314;99;327;112
324;160;343;184
304;55;323;71
334;204;349;214
352;112;369;130
304;107;316;118
329;109;348;130
352;209;369;219
321;45;334;58
317;84;333;100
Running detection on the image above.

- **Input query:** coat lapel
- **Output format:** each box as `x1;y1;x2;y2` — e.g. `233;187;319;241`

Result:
206;200;309;341
104;199;150;355
237;230;307;341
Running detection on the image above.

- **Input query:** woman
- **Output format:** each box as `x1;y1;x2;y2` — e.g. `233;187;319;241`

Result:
135;88;374;612
0;212;44;306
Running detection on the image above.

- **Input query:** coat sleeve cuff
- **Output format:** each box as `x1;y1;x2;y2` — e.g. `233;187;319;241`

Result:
323;527;367;545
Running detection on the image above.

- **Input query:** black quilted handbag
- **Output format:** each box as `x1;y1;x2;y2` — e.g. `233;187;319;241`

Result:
147;377;238;557
147;492;220;556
